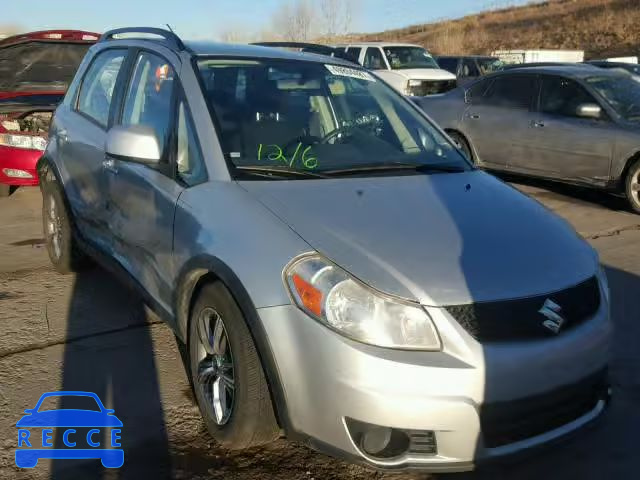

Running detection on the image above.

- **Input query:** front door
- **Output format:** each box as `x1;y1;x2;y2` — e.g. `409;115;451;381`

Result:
522;75;614;182
105;51;184;312
460;74;539;169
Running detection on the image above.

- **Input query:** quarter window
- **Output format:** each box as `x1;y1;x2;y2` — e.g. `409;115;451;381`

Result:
121;52;176;159
176;99;206;186
480;75;536;109
363;47;386;70
76;49;126;127
540;76;598;118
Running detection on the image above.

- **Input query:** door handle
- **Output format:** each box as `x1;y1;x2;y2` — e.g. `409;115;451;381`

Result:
102;158;118;174
531;120;545;128
467;113;481;119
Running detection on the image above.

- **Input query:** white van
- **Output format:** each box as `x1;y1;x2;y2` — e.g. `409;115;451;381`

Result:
335;42;457;96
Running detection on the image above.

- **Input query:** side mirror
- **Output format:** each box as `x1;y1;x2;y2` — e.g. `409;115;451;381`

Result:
576;103;602;119
106;125;162;164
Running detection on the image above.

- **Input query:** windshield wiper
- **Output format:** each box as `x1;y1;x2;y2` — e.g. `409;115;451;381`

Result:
234;165;330;179
322;162;468;176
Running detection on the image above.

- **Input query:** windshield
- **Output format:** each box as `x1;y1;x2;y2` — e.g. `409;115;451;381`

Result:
0;42;91;92
477;58;504;74
383;47;440;70
196;58;468;177
586;74;640;121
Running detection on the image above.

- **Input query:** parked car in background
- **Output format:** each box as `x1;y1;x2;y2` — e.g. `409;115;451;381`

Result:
414;65;640;213
335;42;457;96
39;28;611;473
585;60;640;76
0;30;99;196
493;49;584;65
436;55;503;85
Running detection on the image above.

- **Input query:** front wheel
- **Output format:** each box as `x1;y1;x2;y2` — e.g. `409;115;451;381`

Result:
626;159;640;214
448;131;474;164
188;282;279;449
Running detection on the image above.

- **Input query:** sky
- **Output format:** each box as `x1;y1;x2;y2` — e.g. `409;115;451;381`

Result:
1;0;531;40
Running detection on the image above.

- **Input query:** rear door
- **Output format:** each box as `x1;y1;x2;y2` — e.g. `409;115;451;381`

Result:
58;48;128;243
461;73;539;169
105;50;191;312
523;74;614;181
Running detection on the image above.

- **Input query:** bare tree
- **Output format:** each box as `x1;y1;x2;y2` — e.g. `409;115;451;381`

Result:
272;0;316;41
319;0;358;38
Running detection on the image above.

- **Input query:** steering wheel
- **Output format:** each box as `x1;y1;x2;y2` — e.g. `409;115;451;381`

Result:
283;135;323;155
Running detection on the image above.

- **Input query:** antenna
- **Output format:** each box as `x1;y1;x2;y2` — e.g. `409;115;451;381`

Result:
166;24;176;34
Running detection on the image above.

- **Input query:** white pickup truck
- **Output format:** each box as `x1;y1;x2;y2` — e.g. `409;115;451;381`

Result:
334;42;457;96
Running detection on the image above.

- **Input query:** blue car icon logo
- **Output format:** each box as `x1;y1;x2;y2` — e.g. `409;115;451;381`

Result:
16;391;123;468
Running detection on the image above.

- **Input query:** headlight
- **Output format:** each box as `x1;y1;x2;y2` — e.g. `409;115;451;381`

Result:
0;133;47;151
408;79;423;87
285;254;441;350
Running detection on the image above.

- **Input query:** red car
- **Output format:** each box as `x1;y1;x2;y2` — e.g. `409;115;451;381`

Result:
0;30;99;196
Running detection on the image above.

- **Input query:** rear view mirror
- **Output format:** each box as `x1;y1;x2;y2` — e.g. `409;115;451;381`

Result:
576;103;602;119
106;125;161;164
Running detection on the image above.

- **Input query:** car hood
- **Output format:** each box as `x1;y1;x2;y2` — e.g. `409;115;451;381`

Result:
240;171;598;306
16;410;123;427
391;68;457;81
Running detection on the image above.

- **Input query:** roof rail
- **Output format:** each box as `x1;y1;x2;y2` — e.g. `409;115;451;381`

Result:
100;27;185;51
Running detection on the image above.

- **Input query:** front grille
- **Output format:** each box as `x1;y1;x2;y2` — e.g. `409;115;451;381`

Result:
446;276;600;342
480;368;609;448
409;79;457;96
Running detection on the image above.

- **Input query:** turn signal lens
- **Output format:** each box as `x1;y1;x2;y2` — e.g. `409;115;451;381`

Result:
291;274;323;316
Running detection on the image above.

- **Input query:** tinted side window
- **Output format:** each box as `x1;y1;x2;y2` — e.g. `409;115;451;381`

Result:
121;52;175;159
347;47;362;62
481;75;536;109
466;79;490;102
540;76;598;117
438;58;459;74
363;47;386;70
76;49;127;127
461;59;480;77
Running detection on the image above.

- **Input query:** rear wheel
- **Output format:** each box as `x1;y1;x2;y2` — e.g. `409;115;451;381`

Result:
188;281;279;449
42;182;88;273
448;131;474;164
626;159;640;214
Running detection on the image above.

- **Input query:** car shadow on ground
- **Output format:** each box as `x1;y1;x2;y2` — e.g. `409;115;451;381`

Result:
494;173;631;213
49;266;172;479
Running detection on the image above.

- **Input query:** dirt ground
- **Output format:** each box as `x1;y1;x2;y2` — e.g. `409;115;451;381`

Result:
0;178;639;480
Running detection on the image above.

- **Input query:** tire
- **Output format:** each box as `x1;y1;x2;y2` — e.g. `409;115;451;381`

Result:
0;183;11;197
448;131;474;164
625;159;640;214
188;281;279;449
41;182;88;274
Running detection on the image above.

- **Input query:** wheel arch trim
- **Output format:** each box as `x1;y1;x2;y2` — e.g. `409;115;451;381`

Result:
174;254;294;434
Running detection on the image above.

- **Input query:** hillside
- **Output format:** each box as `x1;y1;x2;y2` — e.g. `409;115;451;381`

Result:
354;0;640;59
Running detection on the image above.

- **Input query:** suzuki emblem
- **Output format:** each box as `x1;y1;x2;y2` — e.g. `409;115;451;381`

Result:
539;299;565;334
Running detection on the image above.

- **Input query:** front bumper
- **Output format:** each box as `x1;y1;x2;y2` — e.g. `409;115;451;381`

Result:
257;294;611;472
0;145;41;186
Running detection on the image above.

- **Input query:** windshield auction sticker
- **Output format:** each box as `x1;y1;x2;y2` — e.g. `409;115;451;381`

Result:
15;391;124;469
325;64;375;82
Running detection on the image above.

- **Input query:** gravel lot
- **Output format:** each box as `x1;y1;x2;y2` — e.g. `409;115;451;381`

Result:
0;179;639;480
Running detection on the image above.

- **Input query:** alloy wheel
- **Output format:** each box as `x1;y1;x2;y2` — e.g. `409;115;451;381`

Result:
45;194;62;260
195;307;235;426
631;168;640;205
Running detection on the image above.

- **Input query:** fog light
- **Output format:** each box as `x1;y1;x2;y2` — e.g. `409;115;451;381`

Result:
362;426;392;455
2;168;33;179
345;418;415;459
